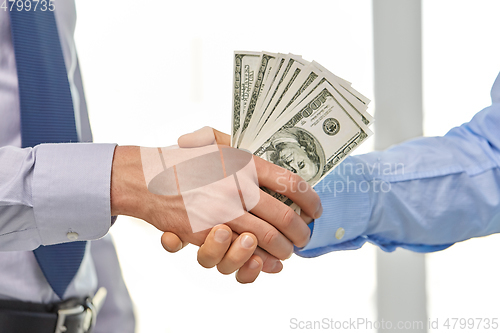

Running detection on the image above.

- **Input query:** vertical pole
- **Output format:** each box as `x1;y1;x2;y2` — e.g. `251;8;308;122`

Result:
372;1;427;332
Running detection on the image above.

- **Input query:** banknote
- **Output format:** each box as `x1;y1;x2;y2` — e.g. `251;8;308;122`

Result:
311;60;370;105
273;72;373;129
231;51;261;147
240;61;372;149
241;54;287;147
248;64;322;144
240;61;307;148
230;51;374;210
251;82;372;206
236;52;277;147
238;54;306;147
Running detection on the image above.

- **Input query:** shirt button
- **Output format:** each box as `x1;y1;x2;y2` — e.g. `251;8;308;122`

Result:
67;232;79;241
335;227;345;240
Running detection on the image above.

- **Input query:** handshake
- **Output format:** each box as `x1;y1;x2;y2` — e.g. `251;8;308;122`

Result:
110;127;323;283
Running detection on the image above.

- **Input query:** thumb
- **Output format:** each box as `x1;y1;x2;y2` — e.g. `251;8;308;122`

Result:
178;126;216;148
161;232;189;253
178;127;231;148
213;129;231;146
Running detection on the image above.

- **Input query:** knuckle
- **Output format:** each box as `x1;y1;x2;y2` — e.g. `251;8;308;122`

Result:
280;207;295;230
262;228;278;247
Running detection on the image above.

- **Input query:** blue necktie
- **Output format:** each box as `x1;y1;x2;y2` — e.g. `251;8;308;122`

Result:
9;9;87;300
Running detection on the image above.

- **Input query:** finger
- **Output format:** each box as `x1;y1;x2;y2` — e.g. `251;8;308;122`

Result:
178;126;216;148
236;255;263;284
251;190;311;248
254;156;323;220
177;127;230;148
254;247;283;273
213;129;231;146
300;210;314;224
197;225;232;268
217;233;258;275
226;212;294;260
198;226;283;274
161;232;185;253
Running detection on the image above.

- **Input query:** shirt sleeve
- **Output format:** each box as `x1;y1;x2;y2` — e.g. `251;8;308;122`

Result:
296;74;500;258
0;143;117;251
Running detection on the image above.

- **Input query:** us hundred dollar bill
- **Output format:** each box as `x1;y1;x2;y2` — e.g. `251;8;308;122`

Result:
237;52;277;147
231;51;261;146
252;55;306;138
252;81;372;206
282;72;373;128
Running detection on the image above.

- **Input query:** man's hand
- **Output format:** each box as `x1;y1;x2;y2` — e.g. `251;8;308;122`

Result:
163;127;319;283
110;127;322;283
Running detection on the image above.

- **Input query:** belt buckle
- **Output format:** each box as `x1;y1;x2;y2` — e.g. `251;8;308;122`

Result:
55;304;85;333
54;287;107;333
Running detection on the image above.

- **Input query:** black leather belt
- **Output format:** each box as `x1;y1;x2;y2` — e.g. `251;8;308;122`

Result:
0;287;107;333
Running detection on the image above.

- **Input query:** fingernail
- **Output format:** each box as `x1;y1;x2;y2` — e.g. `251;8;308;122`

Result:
173;242;182;252
271;260;283;273
163;241;181;253
314;203;323;219
241;235;255;249
248;259;260;270
214;229;230;243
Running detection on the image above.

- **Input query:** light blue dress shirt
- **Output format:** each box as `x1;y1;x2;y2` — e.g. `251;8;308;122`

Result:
0;2;135;332
297;72;500;258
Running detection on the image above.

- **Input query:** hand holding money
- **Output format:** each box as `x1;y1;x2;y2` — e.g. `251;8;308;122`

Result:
164;51;373;283
114;127;322;283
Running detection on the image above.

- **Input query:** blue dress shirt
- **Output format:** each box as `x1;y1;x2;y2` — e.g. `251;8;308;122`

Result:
297;72;500;258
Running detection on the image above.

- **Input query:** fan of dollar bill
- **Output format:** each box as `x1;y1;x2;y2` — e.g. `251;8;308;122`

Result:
231;51;373;210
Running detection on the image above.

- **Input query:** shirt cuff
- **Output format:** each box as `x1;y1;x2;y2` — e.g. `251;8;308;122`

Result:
32;143;117;245
295;165;372;258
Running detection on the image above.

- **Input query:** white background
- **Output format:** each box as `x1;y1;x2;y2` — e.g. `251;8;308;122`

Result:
74;0;500;332
422;1;500;332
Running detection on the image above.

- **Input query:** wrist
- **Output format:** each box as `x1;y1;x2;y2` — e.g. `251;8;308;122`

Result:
110;145;152;220
299;169;372;252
